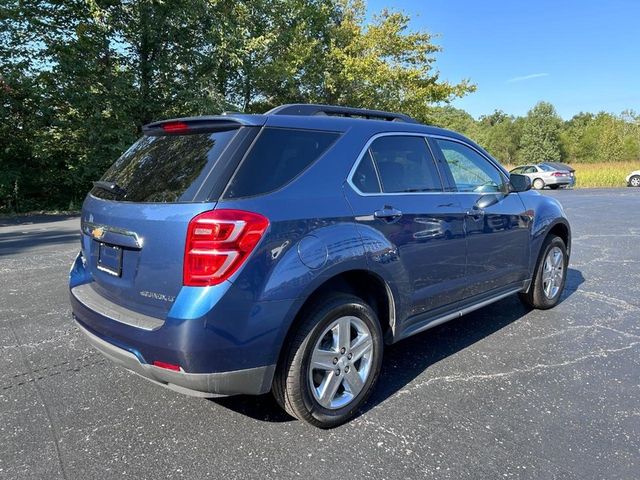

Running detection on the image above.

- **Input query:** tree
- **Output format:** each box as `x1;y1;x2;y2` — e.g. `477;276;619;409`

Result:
477;110;520;164
519;101;562;164
1;0;477;212
430;106;479;138
595;114;624;162
308;1;476;121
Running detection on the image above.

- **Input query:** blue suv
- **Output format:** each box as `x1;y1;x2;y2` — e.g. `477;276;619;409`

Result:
70;104;571;427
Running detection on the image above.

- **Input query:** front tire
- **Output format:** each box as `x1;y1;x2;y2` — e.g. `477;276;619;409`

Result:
629;175;640;187
273;294;383;428
533;178;545;190
519;235;568;309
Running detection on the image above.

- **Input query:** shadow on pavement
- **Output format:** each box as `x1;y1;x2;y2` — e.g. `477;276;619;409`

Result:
0;227;80;256
211;268;585;425
563;267;586;298
0;214;79;228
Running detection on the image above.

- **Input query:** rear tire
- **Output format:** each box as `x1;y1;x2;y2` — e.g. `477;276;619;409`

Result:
549;184;559;190
533;178;545;190
629;175;640;187
519;235;568;309
273;294;383;428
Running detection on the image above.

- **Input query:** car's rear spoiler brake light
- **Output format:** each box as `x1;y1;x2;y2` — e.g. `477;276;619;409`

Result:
143;114;266;136
143;119;243;136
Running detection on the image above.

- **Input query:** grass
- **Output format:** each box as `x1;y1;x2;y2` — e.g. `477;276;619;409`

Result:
503;161;640;188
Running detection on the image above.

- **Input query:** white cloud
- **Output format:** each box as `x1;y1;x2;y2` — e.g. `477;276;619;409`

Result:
507;73;549;83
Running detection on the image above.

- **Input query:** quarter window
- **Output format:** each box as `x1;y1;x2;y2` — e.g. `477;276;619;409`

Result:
352;151;382;193
224;128;340;199
435;139;506;193
366;136;442;193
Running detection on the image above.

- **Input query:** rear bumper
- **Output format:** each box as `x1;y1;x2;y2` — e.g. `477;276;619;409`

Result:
546;177;571;186
75;317;275;397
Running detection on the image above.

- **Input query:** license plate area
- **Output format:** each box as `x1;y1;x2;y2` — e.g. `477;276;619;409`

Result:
97;242;123;277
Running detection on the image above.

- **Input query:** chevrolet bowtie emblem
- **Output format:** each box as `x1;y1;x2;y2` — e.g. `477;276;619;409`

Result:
91;227;105;240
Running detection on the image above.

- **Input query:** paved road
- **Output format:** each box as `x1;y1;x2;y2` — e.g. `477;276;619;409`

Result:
1;190;639;479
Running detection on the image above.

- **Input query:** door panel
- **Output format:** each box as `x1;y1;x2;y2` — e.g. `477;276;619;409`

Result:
346;134;467;316
346;191;466;315
458;193;531;296
431;137;531;297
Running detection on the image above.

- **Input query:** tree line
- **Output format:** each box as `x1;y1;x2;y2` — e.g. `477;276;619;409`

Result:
432;102;640;168
1;1;638;212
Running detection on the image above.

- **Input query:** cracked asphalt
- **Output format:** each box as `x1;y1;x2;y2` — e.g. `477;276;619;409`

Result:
1;189;639;479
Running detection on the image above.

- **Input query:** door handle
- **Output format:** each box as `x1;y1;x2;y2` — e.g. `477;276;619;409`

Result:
466;207;485;219
374;206;403;222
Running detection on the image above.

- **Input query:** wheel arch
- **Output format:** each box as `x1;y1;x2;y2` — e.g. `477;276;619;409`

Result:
547;221;570;254
274;269;396;376
526;218;571;291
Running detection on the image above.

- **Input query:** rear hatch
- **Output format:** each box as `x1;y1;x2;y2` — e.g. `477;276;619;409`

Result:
79;117;262;319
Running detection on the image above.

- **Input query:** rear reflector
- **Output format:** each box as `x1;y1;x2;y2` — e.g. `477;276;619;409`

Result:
183;209;269;286
153;361;182;371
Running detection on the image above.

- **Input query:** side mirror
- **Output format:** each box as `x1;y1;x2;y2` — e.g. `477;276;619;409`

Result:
509;174;531;192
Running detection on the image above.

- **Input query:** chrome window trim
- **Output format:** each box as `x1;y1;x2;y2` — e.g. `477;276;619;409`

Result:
367;150;384;193
346;132;448;197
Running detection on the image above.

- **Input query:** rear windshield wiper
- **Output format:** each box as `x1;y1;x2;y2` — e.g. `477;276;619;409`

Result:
93;180;127;197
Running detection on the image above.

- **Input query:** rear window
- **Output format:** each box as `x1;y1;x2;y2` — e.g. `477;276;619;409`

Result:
223;128;340;199
91;129;238;202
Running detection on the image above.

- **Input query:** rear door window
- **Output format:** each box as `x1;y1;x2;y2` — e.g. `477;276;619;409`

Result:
91;129;238;202
368;136;443;193
223;128;340;199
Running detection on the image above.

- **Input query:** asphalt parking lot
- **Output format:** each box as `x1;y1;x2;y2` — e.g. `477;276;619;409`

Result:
1;188;638;479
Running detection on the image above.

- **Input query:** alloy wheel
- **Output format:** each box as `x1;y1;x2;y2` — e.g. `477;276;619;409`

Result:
308;316;374;409
542;246;564;299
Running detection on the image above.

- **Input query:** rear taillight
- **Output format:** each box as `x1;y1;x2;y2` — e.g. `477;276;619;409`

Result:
552;172;566;177
183;209;269;286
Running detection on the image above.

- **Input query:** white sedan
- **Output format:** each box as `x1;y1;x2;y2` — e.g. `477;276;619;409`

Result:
626;170;640;187
509;164;572;190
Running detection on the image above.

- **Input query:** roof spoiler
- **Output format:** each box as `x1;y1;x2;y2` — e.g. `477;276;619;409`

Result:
143;115;265;136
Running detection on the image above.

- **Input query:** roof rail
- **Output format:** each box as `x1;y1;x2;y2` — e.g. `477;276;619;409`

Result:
266;104;418;123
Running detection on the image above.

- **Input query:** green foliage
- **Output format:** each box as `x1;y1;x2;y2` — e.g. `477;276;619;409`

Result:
2;0;640;211
315;1;475;121
519;102;562;164
430;106;479;138
476;110;522;165
0;0;474;212
428;104;640;169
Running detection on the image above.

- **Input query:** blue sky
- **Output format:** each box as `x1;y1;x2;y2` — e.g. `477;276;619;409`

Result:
366;0;640;119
